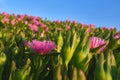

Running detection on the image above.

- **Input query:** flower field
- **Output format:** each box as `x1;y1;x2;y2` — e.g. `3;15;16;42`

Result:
0;12;120;80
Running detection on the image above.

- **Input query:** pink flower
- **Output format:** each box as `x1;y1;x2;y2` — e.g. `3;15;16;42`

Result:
103;27;115;31
2;12;9;17
33;19;39;25
13;14;18;19
57;28;62;31
89;24;95;28
103;27;108;30
36;16;41;20
29;24;38;32
66;19;70;23
81;23;88;28
66;25;70;30
11;20;15;26
56;19;61;24
72;20;77;24
39;22;45;28
28;40;56;55
3;18;9;24
45;27;49;32
90;37;106;53
87;28;92;33
25;21;28;25
17;15;24;22
114;34;120;39
110;27;115;30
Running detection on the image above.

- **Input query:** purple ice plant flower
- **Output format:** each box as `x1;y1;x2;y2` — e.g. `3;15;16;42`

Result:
90;37;106;53
114;34;120;39
45;27;49;32
29;24;38;32
39;22;45;28
81;23;89;28
56;19;61;24
89;24;95;28
66;25;70;30
86;24;95;33
57;28;62;31
2;12;10;17
11;20;16;26
3;18;9;24
103;27;109;30
86;28;92;33
110;27;115;30
72;20;77;24
103;27;115;31
28;40;56;55
17;15;24;22
66;19;70;23
32;19;39;25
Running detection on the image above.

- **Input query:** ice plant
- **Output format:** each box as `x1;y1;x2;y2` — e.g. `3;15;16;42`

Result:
110;27;115;30
81;23;89;28
62;31;81;67
89;24;95;28
114;34;120;39
66;19;70;23
72;20;77;24
110;33;120;50
66;25;70;30
39;22;45;28
11;20;16;26
29;24;38;32
3;18;9;24
45;27;49;32
71;30;92;72
2;12;9;17
17;15;24;22
94;53;106;80
0;51;6;80
103;27;109;30
28;40;56;55
56;32;63;53
1;12;120;80
90;37;106;53
57;28;62;31
56;19;61;24
32;19;39;25
10;59;31;80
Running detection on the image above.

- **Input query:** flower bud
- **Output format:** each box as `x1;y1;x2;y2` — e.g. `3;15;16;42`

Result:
57;32;63;53
0;51;6;67
94;53;106;80
62;31;71;66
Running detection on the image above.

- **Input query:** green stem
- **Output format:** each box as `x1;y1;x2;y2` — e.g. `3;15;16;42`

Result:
0;67;3;80
62;65;68;80
32;71;41;80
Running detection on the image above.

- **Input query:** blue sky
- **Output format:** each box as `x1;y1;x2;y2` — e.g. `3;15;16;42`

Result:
0;0;120;30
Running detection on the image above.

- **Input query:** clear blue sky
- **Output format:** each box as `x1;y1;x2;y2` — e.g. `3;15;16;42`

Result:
0;0;120;30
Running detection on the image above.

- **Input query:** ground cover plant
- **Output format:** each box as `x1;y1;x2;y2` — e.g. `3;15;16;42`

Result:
0;12;120;80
